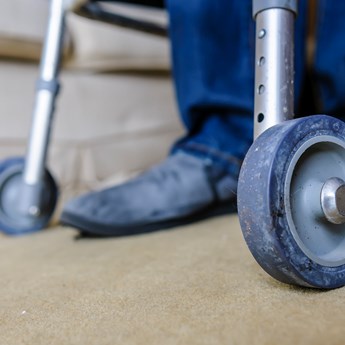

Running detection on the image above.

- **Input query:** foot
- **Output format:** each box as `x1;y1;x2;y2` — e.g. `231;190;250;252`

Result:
60;152;237;236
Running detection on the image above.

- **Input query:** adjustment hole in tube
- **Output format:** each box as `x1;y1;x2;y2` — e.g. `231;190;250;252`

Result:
258;56;265;66
258;29;266;39
258;85;265;94
257;113;265;123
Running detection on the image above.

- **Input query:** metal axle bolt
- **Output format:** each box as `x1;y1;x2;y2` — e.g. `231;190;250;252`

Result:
321;177;345;225
29;206;41;217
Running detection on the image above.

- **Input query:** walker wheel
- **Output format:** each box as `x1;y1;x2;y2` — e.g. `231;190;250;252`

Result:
238;115;345;289
0;157;58;235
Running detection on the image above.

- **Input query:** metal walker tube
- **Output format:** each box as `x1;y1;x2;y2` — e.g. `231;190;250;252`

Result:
253;0;298;139
20;0;68;215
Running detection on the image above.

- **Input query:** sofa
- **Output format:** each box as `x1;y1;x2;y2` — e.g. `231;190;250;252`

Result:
0;0;184;216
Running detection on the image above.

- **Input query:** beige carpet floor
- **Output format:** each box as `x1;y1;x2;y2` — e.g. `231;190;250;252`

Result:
1;215;345;345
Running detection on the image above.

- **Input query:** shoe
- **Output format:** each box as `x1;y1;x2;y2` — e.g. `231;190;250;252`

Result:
60;152;237;236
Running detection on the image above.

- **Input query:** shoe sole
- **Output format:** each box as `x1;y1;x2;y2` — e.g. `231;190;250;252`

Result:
60;200;237;237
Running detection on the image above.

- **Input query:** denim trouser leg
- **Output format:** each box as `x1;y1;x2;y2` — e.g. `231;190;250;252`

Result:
314;1;345;116
166;0;308;177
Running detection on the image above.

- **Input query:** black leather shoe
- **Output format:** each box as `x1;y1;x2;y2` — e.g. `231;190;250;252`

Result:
60;152;237;236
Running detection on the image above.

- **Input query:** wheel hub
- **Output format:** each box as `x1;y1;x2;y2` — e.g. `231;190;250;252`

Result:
321;177;345;225
285;135;345;267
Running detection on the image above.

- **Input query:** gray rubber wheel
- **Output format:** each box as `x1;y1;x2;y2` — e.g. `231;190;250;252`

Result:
238;115;345;289
0;157;58;235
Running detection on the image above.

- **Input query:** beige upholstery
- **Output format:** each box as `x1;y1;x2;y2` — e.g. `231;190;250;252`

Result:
0;61;182;194
0;0;170;70
66;4;170;72
0;0;49;60
0;0;72;61
66;0;89;11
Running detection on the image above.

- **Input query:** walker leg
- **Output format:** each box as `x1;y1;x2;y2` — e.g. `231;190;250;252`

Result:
20;0;68;215
0;0;71;234
238;0;345;289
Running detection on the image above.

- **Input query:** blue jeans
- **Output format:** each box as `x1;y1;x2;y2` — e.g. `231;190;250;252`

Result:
166;0;345;178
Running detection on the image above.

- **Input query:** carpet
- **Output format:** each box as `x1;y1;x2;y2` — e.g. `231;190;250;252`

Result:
0;215;344;345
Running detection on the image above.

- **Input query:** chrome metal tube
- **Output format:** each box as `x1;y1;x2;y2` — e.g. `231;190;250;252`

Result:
23;0;66;185
254;8;295;139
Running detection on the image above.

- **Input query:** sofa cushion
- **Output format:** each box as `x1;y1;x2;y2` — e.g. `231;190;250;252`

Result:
0;0;71;61
0;61;183;205
0;1;169;71
66;2;170;71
